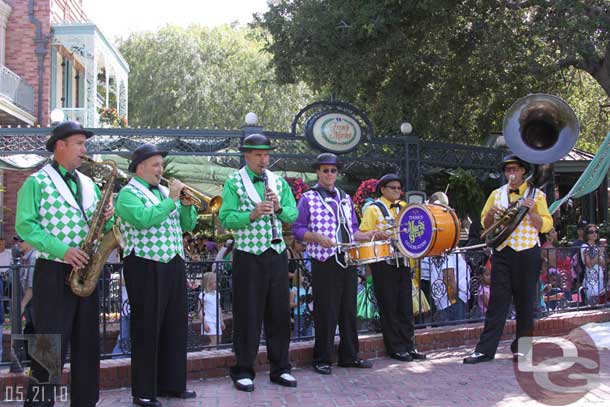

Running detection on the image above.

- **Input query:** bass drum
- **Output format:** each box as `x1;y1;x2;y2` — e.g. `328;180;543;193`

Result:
394;203;461;258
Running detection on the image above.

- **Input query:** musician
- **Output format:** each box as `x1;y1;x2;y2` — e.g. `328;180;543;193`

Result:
359;174;426;361
115;144;197;407
292;153;375;375
16;121;114;406
219;133;298;392
463;154;552;364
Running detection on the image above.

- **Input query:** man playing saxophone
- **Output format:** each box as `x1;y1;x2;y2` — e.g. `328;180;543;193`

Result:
16;121;114;407
463;154;552;364
219;134;298;392
115;143;197;407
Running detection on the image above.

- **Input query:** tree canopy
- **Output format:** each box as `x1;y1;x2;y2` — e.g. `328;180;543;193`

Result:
255;0;610;148
119;25;315;131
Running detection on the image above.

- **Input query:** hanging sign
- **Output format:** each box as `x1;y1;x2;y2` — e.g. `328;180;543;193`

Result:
305;111;363;154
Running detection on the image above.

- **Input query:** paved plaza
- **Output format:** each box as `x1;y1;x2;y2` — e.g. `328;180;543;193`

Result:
5;341;608;407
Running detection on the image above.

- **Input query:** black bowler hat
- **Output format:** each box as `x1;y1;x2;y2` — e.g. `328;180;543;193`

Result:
312;153;343;169
500;153;530;173
128;143;168;172
13;236;24;243
376;173;402;195
238;133;276;152
46;120;94;152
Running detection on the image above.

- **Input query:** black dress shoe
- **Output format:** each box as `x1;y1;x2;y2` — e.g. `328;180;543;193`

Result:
312;363;332;375
338;358;372;368
463;352;494;364
158;390;197;399
133;397;161;407
233;378;255;392
270;373;298;387
390;352;413;362
408;349;427;361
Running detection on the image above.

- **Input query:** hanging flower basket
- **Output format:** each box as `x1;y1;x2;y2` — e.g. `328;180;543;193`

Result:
284;177;310;201
353;178;379;217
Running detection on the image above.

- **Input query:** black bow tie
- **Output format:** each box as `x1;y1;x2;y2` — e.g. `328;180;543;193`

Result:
63;171;77;183
149;184;160;191
253;176;265;183
390;203;401;209
509;188;520;194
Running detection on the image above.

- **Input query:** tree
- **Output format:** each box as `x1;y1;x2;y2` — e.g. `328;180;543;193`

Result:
119;25;316;131
255;0;610;147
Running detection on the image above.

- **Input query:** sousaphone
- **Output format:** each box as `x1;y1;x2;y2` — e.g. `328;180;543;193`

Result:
482;93;579;248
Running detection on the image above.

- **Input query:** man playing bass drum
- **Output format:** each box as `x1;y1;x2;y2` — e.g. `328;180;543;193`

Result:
360;174;426;362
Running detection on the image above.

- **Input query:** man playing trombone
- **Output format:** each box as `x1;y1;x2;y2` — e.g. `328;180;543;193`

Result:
359;174;426;362
115;143;197;407
219;133;298;392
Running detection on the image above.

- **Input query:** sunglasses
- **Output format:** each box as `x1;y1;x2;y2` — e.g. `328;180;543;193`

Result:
587;230;599;234
384;186;402;191
321;168;338;174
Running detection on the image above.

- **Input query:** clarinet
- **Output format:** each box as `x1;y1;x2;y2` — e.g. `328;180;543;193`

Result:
263;170;283;244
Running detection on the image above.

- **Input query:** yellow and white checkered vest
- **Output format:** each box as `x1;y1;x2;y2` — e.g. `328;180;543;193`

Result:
494;187;543;251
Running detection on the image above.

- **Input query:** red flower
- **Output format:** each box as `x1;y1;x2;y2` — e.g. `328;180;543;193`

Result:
284;177;310;201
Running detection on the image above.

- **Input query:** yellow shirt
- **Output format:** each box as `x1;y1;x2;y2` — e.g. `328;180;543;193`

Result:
481;182;553;251
360;196;405;232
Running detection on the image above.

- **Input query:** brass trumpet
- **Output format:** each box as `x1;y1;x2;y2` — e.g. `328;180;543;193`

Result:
160;176;222;214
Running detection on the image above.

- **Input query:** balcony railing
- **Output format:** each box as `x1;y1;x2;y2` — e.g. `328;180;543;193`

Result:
61;107;88;124
0;66;35;114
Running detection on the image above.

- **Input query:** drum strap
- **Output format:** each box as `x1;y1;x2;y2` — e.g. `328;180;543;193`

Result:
372;201;394;223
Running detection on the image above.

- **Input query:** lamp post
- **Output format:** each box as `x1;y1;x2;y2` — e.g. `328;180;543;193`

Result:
50;108;65;126
401;121;414;191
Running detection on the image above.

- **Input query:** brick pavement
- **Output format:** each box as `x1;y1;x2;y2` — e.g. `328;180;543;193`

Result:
3;342;608;407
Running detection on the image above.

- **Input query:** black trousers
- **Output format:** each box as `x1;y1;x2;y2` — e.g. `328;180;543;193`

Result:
230;249;291;381
311;256;359;365
123;254;188;399
475;245;541;357
25;259;99;407
370;261;415;354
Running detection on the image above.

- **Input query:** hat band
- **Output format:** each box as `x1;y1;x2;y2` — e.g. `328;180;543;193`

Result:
241;144;273;150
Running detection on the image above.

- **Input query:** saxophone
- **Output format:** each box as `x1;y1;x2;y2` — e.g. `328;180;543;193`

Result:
67;157;123;297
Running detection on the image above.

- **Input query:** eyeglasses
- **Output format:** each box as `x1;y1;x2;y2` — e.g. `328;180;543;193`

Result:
504;166;522;173
384;186;402;191
321;168;338;174
587;230;599;234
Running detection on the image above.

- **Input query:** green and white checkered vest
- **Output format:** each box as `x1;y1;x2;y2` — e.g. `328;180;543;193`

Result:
34;165;98;262
230;169;286;255
119;179;185;263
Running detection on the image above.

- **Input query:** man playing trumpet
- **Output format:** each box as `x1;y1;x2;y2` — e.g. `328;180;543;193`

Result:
360;174;426;362
115;143;197;407
219;134;298;392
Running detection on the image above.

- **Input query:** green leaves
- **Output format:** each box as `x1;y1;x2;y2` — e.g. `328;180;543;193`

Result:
119;25;316;131
256;0;610;147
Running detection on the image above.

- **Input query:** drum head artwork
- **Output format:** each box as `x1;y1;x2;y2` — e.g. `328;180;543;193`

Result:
395;204;435;258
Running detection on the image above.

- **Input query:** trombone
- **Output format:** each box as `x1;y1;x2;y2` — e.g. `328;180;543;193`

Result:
160;176;222;214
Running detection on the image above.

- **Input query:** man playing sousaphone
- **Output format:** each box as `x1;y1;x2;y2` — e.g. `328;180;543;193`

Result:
292;153;375;376
463;154;552;364
360;174;426;362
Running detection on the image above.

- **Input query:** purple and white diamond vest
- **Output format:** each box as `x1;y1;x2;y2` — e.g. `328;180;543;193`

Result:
302;189;355;262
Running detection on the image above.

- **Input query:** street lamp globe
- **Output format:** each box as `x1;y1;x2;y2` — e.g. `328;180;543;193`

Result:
50;109;65;125
245;112;258;126
400;122;413;135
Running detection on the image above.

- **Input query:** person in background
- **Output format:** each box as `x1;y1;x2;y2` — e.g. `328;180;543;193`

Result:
290;270;312;338
0;238;12;317
200;272;224;345
581;225;607;304
477;267;491;316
